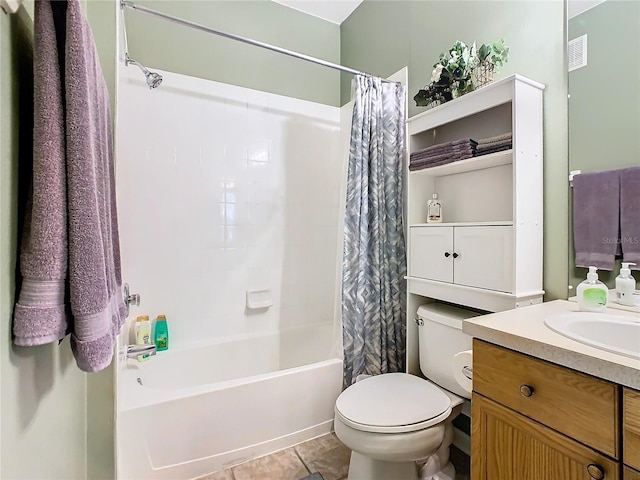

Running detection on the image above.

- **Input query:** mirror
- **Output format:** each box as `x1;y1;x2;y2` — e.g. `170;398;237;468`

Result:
567;0;640;292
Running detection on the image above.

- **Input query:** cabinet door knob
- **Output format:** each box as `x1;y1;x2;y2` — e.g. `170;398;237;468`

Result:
586;464;605;480
452;252;459;259
444;252;451;258
519;384;534;398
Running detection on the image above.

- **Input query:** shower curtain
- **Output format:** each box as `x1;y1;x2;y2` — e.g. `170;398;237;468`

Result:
341;75;407;387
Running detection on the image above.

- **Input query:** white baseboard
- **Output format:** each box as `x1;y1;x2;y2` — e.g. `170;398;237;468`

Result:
453;427;470;456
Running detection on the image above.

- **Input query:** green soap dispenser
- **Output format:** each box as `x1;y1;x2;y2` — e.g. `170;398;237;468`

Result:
153;315;169;351
576;266;608;312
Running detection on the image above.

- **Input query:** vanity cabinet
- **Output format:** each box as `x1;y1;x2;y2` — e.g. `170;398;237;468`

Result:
471;339;640;480
405;75;544;315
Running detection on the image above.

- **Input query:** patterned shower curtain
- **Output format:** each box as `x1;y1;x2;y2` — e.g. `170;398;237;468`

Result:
342;75;407;387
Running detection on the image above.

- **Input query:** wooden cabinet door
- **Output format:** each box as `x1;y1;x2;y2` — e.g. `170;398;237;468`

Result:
453;225;513;292
624;388;640;471
409;226;453;282
472;393;620;480
625;467;640;480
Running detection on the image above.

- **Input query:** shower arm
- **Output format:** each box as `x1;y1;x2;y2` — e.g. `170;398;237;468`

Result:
119;0;399;84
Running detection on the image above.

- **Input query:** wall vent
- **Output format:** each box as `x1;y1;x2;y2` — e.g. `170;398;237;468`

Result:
568;34;588;71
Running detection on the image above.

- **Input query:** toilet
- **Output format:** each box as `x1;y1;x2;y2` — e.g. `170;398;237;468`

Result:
334;302;478;480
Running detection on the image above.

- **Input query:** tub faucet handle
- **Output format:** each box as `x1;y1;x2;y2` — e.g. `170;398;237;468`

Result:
125;344;157;359
123;283;141;318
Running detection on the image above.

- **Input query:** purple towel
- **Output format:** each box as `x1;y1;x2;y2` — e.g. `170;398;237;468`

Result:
65;0;126;371
573;169;620;270
620;166;640;268
13;0;69;346
13;0;125;372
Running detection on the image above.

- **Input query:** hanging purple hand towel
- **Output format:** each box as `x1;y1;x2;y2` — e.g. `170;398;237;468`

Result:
573;169;620;271
620;166;640;268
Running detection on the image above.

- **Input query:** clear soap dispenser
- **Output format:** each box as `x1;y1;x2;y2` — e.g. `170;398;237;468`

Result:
576;266;608;312
615;262;637;306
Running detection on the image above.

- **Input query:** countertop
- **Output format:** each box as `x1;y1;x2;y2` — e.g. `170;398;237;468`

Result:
462;299;640;390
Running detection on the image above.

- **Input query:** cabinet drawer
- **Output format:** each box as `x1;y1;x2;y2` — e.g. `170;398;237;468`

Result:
624;388;640;470
473;339;619;458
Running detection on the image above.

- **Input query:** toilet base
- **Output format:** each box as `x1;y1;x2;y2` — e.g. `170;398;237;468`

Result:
347;451;419;480
420;461;456;480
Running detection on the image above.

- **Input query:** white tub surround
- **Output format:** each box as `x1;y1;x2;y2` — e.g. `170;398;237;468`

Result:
115;69;346;479
462;299;640;389
116;67;343;349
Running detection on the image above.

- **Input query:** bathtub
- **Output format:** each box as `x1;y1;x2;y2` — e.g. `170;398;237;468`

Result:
117;324;343;479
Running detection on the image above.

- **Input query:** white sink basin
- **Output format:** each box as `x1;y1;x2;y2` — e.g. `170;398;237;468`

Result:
544;312;640;360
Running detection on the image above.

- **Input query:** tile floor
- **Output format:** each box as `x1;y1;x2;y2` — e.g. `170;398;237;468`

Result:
198;433;470;480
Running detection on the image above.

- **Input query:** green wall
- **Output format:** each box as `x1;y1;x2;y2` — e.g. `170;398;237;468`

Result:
124;0;341;106
0;5;87;480
1;1;571;478
568;0;640;289
341;0;569;300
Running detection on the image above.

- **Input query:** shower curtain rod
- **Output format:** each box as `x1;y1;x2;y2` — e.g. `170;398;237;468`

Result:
120;0;396;83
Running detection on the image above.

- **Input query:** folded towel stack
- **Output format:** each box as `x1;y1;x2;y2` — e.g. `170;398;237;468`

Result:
476;132;513;156
409;138;477;171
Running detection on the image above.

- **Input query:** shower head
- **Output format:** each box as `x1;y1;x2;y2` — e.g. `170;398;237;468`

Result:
125;54;163;89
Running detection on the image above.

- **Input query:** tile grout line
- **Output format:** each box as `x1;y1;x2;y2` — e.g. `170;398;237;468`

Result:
228;466;236;480
291;445;312;476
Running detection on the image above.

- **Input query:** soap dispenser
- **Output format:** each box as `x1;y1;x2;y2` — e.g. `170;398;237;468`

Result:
615;262;637;306
577;266;608;312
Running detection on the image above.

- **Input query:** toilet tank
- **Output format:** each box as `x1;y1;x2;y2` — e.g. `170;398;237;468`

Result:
417;303;479;398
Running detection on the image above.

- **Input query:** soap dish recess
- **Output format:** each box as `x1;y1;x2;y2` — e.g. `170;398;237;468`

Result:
246;289;272;309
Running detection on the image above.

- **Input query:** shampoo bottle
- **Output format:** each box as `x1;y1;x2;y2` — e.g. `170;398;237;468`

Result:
427;193;443;223
135;315;151;361
153;314;169;351
576;266;608;313
615;262;637;306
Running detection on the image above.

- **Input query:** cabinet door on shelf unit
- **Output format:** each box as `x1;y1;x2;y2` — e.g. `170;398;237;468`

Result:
453;226;513;293
409;226;454;283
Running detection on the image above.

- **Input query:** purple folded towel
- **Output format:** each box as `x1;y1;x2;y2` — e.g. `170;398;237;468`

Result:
477;132;512;145
573;169;620;271
620;166;640;268
13;0;125;372
411;138;477;157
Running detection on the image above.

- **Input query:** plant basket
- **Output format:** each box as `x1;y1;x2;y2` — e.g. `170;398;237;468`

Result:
474;62;495;88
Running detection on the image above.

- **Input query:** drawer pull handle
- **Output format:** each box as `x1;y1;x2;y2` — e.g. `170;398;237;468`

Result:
519;384;534;398
444;252;451;258
586;464;605;480
452;252;459;258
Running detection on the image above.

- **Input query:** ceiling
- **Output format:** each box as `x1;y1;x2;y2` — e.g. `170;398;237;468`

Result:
272;0;363;24
568;0;606;18
273;0;604;25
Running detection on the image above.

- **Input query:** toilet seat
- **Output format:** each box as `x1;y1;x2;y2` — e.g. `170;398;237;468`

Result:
334;373;452;434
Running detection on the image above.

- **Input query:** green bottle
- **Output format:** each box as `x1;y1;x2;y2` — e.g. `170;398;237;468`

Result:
153;315;169;351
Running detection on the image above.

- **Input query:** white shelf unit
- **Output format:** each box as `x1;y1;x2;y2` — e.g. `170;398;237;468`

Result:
405;74;545;375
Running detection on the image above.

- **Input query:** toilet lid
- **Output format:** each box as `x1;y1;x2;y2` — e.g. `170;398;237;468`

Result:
335;373;452;434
